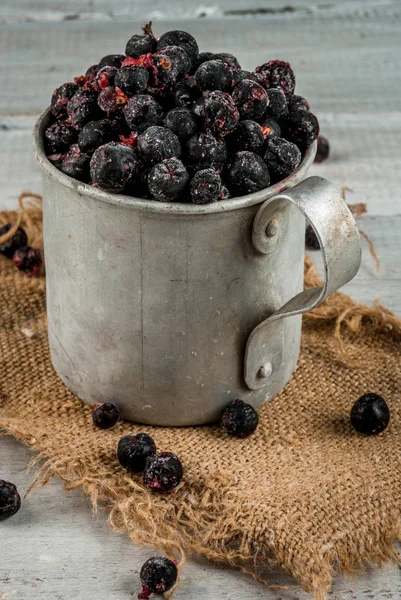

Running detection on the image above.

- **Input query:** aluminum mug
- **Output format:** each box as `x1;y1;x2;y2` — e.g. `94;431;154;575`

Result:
34;109;361;425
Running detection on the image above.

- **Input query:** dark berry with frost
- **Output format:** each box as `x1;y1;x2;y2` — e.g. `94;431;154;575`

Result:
98;86;128;114
227;120;264;155
92;402;120;429
265;88;288;121
190;96;205;118
61;144;90;182
195;60;232;92
231;79;268;120
221;399;259;438
139;556;178;597
254;59;295;96
164;108;198;140
51;82;79;119
114;66;149;96
260;117;281;140
196;51;215;69
90;142;138;192
123;95;163;133
95;66;118;90
85;64;99;78
144;451;183;492
226;151;270;196
214;52;241;70
190;169;222;205
305;224;320;250
288;94;310;112
78;119;114;155
13;246;42;277
204;91;239;138
264;136;301;180
157;30;199;70
138;126;181;166
351;393;390;435
0;480;21;521
157;45;191;79
0;224;28;258
282;109;320;149
314;135;330;163
44;121;77;153
148;157;189;202
67;89;100;129
118;433;156;473
186;132;227;172
125;33;156;58
98;54;125;70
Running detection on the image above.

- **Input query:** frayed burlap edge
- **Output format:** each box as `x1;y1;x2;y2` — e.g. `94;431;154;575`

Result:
1;198;401;600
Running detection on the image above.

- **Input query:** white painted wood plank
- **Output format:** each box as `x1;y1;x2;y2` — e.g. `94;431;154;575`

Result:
1;17;400;117
1;0;399;22
2;433;401;599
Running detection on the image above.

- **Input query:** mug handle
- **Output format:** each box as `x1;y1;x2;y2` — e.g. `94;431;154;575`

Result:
244;176;362;390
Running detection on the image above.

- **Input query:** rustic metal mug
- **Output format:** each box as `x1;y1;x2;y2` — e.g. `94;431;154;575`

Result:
34;109;361;426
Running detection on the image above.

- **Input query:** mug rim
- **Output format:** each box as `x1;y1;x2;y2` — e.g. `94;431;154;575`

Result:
33;107;317;215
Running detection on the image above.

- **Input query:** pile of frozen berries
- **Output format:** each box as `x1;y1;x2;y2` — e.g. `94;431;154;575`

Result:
44;23;320;204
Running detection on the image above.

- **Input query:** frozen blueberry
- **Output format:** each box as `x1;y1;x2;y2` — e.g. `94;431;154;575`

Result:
138;126;181;166
123;95;163;133
195;51;216;69
98;54;125;70
169;83;194;109
231;79;268;120
117;433;156;473
95;66;118;90
125;33;156;58
139;556;178;597
44;121;77;153
226;151;270;196
260;117;281;140
114;66;149;96
164;108;198;140
98;86;128;113
0;224;28;258
144;451;183;492
227;120;264;155
85;64;99;78
214;52;241;70
61;144;91;182
254;59;296;96
288;94;310;112
0;480;21;521
204;91;239;138
186;132;227;172
67;89;100;129
221;399;259;438
12;246;42;277
78;119;114;155
190;169;222;205
90;142;138;192
314;135;330;163
51;82;79;119
265;88;288;121
92;402;120;429
282;109;320;149
351;393;390;435
156;45;191;79
195;60;232;92
263;136;301;180
157;30;199;70
148;157;189;202
305;224;320;250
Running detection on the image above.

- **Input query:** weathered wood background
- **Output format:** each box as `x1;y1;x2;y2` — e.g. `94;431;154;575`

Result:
1;1;401;598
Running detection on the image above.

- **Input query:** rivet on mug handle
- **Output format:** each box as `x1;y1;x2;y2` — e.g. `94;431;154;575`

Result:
245;176;362;391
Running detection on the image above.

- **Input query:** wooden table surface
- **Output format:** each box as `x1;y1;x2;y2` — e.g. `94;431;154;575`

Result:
1;1;400;598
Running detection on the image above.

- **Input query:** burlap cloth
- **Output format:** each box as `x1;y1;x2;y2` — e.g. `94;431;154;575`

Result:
1;200;401;600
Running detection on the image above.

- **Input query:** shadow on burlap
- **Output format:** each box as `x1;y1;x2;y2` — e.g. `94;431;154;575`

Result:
1;202;401;599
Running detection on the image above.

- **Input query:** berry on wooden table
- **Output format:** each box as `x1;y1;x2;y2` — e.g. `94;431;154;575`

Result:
143;452;183;492
221;399;259;438
0;224;28;258
139;556;178;598
92;402;120;429
117;433;156;473
0;480;21;521
351;393;390;435
314;135;330;163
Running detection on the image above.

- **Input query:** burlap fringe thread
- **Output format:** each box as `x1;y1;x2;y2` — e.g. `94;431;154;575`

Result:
1;196;401;600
